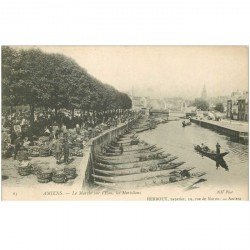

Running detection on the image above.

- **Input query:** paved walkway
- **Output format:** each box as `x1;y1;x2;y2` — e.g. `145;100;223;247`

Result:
193;118;248;133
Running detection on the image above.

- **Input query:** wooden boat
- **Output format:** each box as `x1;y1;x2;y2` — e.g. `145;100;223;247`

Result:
92;168;186;183
194;145;228;158
94;158;174;170
111;140;140;146
194;144;229;170
94;161;185;176
117;137;140;143
94;170;206;189
161;119;168;124
118;133;137;139
95;149;164;161
106;143;155;152
134;127;151;133
101;146;160;156
105;146;156;154
95;153;171;165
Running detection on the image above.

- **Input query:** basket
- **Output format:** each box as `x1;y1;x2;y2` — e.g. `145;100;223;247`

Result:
18;161;32;176
30;165;41;175
17;151;29;161
37;168;53;179
18;169;31;176
64;167;77;179
52;174;67;183
39;148;51;157
30;152;40;157
37;177;51;183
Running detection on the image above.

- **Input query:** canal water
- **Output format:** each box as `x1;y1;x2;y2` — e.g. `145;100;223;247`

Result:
139;120;248;190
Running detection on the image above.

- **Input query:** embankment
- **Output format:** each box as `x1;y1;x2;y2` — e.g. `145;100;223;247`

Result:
75;119;138;189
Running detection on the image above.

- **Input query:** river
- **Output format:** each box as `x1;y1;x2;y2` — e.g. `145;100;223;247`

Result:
139;120;248;191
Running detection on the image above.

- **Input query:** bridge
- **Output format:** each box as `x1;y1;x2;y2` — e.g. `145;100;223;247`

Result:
149;109;169;116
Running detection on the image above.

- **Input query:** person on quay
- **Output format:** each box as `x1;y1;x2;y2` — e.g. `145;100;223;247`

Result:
13;136;22;160
63;138;70;164
54;136;62;163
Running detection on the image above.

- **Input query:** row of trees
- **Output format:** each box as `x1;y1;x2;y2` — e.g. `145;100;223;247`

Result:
193;98;224;112
2;46;132;125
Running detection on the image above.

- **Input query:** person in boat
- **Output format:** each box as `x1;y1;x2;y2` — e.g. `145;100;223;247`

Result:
200;143;209;152
216;142;221;154
119;143;123;155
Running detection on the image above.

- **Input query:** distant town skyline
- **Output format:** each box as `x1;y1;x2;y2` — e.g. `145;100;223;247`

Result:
15;46;248;99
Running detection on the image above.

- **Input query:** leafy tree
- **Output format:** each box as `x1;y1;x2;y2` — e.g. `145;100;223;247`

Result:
214;103;224;113
2;46;132;125
194;98;209;111
2;46;22;114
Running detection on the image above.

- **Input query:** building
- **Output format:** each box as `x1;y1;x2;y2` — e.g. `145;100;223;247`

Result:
232;103;239;120
226;91;248;121
238;98;248;121
226;100;232;119
181;101;187;112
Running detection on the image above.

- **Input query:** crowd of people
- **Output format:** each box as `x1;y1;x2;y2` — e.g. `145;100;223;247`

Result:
2;107;139;163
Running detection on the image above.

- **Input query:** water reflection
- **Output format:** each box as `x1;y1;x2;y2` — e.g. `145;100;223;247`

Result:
139;120;249;187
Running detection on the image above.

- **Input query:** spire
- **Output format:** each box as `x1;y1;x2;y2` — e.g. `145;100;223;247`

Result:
201;84;207;100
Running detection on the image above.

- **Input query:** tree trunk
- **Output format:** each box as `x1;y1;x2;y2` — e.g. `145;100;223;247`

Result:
71;108;74;119
9;105;13;128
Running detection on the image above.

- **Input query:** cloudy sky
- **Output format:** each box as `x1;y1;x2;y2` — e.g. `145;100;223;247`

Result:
17;46;248;99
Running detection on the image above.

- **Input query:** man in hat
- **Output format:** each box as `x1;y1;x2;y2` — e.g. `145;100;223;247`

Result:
13;136;22;160
54;136;62;163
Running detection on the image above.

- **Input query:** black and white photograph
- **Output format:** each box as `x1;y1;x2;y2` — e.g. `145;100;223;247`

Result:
1;46;248;200
1;1;250;250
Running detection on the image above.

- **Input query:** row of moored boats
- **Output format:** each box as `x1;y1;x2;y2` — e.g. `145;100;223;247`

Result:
91;126;207;190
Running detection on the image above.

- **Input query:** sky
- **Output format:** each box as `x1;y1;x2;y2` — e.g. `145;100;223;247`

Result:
15;46;248;99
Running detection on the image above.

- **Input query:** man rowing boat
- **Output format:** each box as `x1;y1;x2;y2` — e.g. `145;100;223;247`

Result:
216;142;221;154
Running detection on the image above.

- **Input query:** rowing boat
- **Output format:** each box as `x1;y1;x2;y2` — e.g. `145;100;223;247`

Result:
117;137;140;143
94;158;174;170
99;147;162;157
95;153;170;165
94;171;206;189
194;145;229;170
134;127;151;133
194;145;228;159
94;161;185;176
92;166;190;183
111;140;140;146
120;134;138;140
106;143;155;152
96;150;165;160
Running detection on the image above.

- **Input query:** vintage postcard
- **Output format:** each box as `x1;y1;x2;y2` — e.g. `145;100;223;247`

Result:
1;46;249;200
